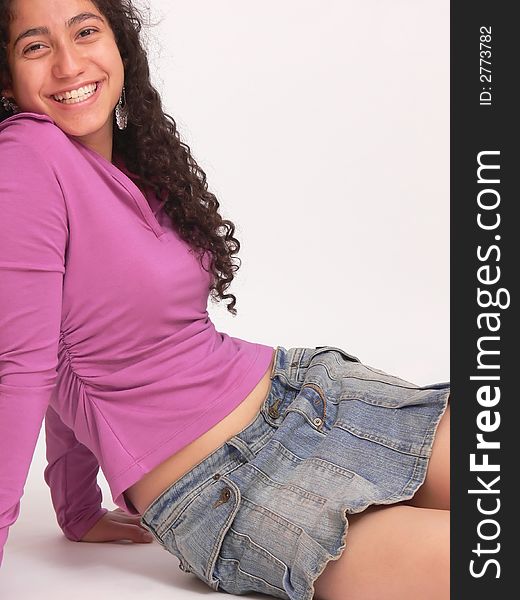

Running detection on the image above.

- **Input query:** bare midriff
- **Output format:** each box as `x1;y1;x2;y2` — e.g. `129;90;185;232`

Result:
124;349;276;516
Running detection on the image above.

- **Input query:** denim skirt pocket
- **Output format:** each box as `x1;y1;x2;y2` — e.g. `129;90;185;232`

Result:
212;498;301;599
160;475;243;590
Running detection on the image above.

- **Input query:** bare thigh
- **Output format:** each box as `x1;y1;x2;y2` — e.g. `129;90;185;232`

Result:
313;505;450;600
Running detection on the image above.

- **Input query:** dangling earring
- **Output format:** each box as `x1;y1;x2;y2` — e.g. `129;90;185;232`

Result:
1;96;20;114
115;85;128;130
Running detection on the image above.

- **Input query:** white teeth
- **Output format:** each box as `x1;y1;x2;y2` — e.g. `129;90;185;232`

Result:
53;82;98;102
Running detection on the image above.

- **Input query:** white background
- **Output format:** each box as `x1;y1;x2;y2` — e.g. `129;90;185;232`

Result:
1;1;449;597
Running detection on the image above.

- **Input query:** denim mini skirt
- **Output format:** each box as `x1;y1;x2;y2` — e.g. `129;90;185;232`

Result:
139;345;450;600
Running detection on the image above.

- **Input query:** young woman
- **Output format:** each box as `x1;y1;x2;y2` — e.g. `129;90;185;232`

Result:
0;1;450;598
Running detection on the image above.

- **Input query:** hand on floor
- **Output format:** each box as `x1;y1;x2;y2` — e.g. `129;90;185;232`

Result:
80;508;154;544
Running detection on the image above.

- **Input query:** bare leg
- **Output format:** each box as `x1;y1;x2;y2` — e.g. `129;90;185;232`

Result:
313;505;450;600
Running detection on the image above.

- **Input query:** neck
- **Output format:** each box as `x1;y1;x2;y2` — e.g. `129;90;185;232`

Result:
71;120;114;163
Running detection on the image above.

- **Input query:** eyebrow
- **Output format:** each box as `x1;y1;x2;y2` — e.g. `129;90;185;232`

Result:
13;12;105;49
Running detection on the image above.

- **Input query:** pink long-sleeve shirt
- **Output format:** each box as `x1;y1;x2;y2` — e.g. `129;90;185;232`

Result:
0;112;274;567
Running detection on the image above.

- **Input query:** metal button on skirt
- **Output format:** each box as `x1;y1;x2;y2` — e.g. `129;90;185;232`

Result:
140;345;450;600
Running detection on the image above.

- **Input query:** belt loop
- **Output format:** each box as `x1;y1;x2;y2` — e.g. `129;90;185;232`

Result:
286;347;299;379
270;347;278;379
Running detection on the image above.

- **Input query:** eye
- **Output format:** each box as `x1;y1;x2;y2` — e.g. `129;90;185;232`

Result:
24;43;45;54
78;28;98;38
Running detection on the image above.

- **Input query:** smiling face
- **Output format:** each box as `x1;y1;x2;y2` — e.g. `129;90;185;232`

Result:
2;0;125;161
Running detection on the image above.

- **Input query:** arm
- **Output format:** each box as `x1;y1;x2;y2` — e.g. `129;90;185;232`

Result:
43;405;108;542
0;126;67;567
44;406;157;546
45;407;156;546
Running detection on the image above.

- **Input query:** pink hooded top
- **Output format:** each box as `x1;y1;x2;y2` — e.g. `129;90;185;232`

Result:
0;112;274;567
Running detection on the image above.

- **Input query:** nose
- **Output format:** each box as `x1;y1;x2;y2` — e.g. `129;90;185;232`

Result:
51;43;86;80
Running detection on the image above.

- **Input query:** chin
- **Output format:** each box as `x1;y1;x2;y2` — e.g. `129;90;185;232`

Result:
54;115;109;138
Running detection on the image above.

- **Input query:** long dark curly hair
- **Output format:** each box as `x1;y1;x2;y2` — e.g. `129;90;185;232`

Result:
0;0;242;314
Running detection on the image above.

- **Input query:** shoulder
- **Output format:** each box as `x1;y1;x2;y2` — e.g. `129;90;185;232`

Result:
0;111;71;158
0;113;68;202
0;112;78;190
